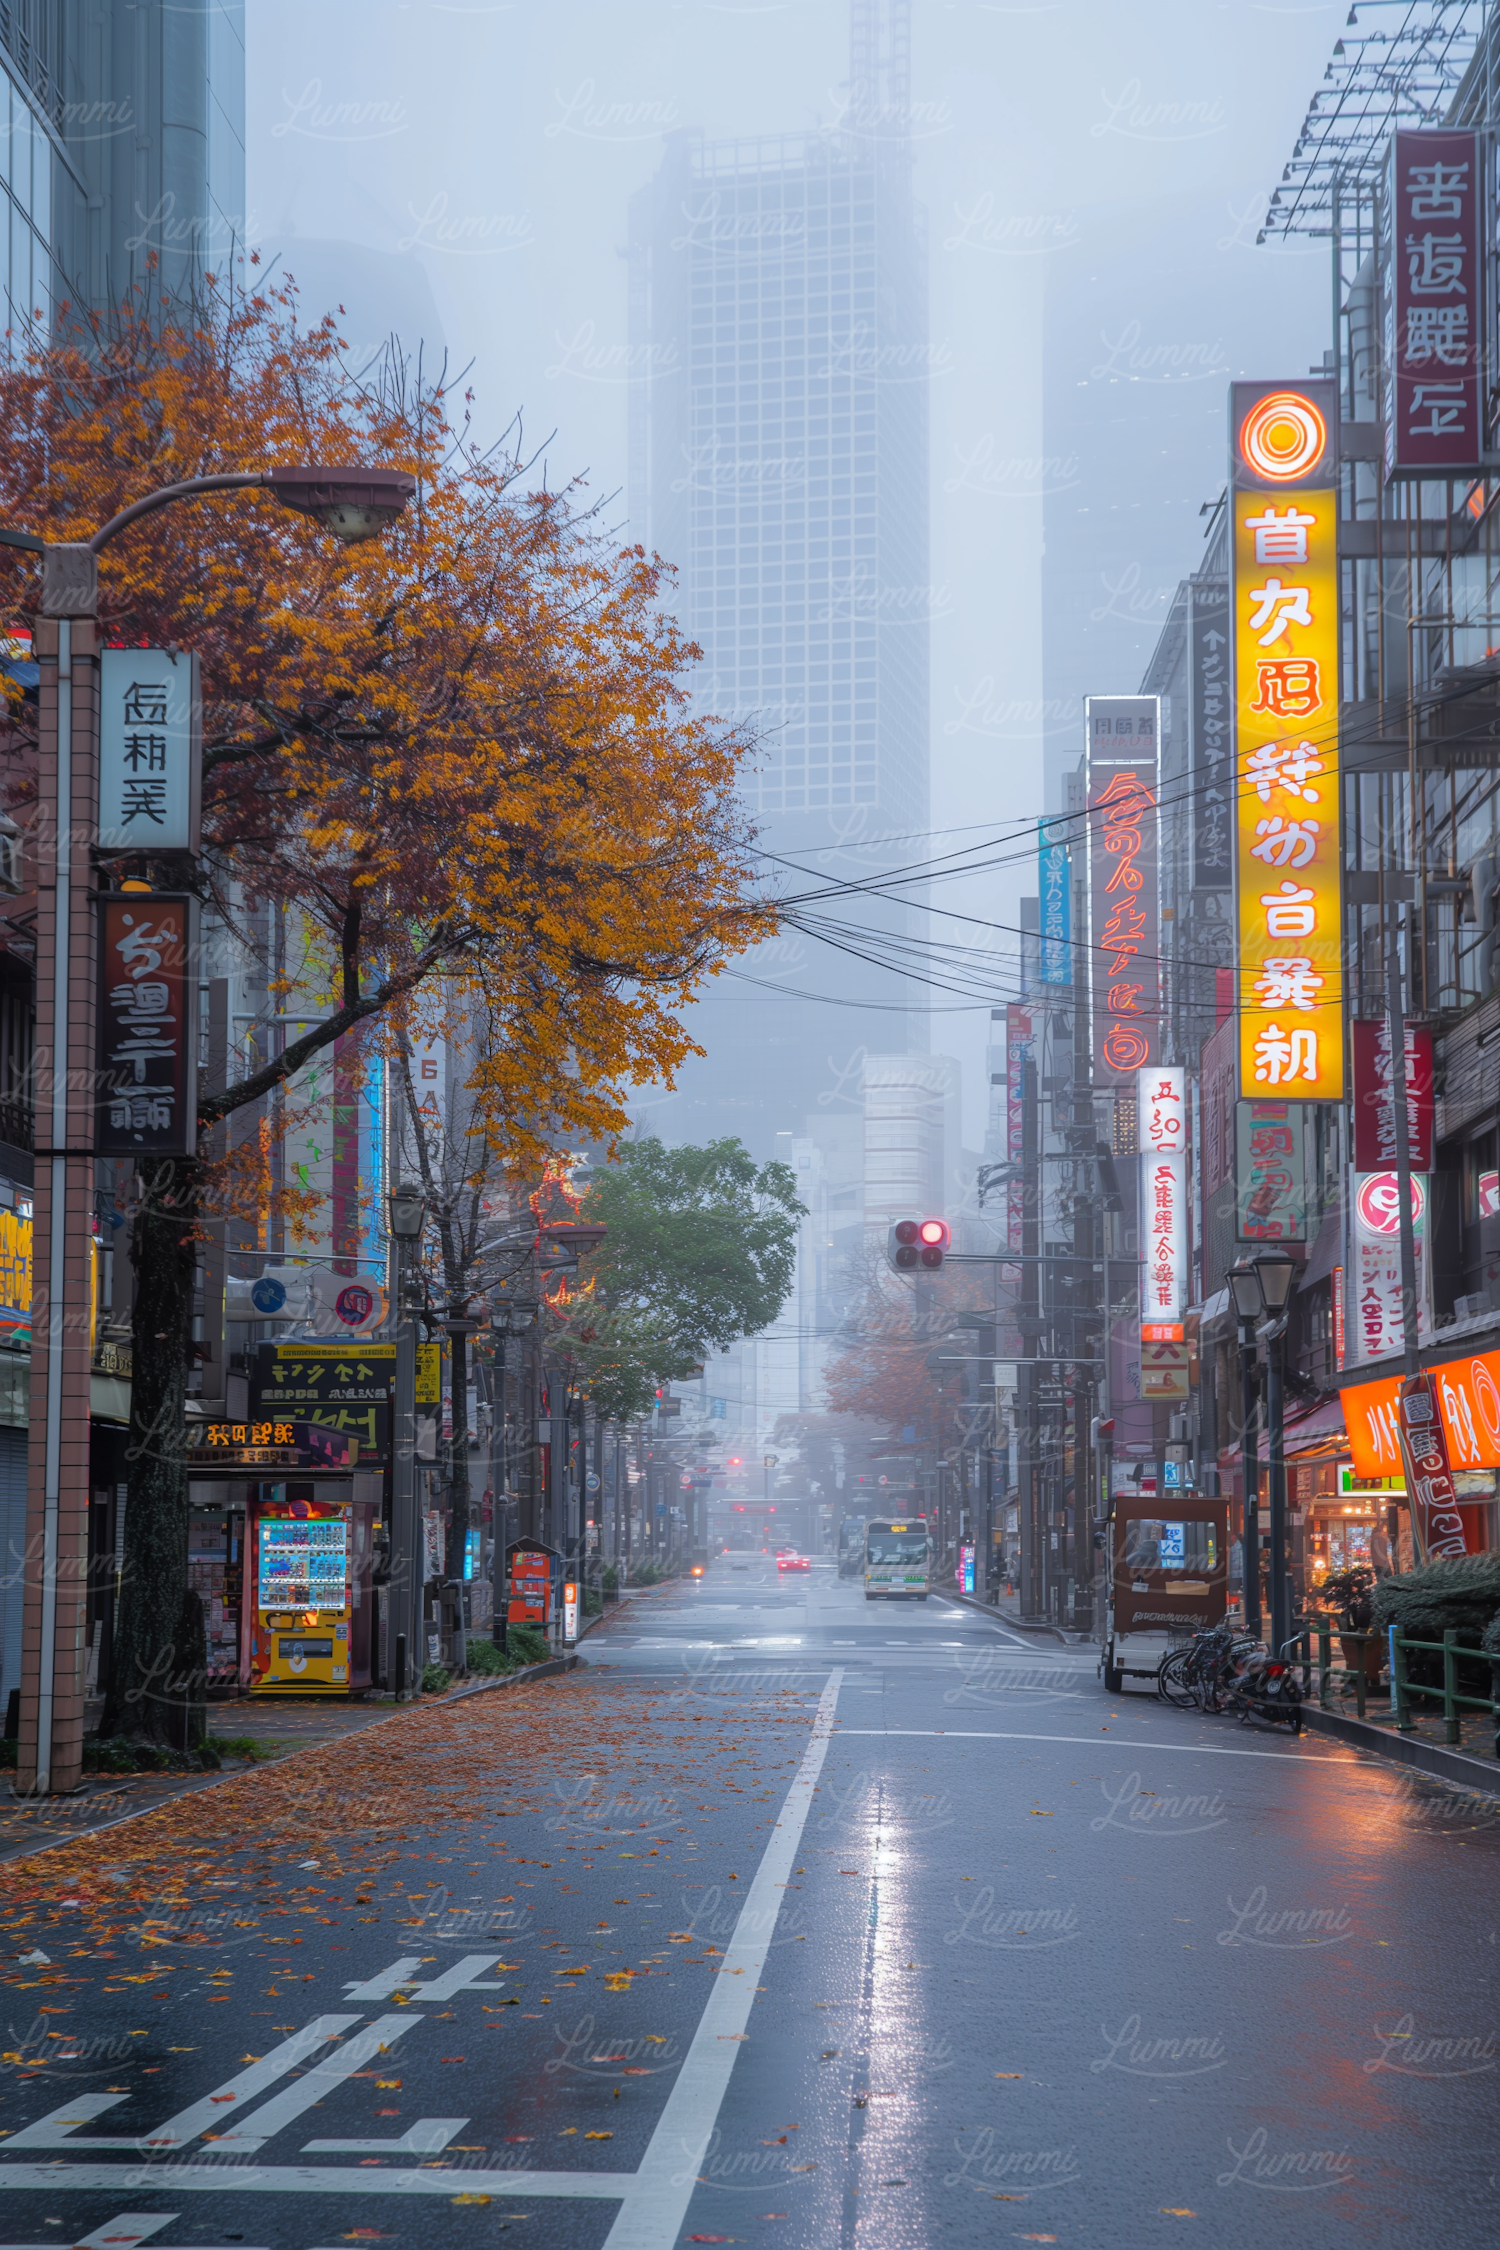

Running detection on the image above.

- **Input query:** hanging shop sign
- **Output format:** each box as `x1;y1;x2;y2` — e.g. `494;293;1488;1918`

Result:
1230;380;1342;1101
1382;128;1484;479
1140;1339;1191;1401
185;1418;361;1473
1006;1003;1033;1255
251;1342;395;1463
98;648;201;853
1190;577;1232;890
0;1204;31;1342
1350;1018;1434;1173
1039;822;1071;986
1085;695;1160;1084
1396;1374;1470;1558
96;894;196;1155
1349;1169;1429;1366
1235;1100;1306;1242
1138;1066;1186;1338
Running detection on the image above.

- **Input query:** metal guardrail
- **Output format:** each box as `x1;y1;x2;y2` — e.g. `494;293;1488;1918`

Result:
1300;1624;1500;1757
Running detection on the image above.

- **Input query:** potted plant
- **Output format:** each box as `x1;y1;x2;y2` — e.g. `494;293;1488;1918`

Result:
1317;1565;1381;1685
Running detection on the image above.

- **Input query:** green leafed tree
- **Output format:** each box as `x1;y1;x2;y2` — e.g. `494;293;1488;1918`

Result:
556;1139;803;1418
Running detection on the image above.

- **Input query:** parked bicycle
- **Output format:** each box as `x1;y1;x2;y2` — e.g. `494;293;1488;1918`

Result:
1157;1623;1264;1713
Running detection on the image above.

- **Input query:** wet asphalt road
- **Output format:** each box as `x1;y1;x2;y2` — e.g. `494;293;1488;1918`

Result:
2;1554;1498;2248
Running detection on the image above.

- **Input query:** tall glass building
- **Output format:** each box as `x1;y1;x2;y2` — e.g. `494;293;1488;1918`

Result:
0;0;245;331
627;1;931;1163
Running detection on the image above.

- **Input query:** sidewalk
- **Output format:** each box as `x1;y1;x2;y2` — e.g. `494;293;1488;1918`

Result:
0;1643;585;1866
1299;1675;1500;1792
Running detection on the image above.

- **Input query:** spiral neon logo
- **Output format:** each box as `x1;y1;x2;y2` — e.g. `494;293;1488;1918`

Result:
1239;390;1327;483
1355;1171;1425;1236
1471;1358;1500;1453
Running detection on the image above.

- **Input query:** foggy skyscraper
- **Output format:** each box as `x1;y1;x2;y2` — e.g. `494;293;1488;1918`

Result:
627;0;931;1163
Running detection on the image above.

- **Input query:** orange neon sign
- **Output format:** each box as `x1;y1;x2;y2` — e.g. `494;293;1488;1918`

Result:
1238;391;1328;483
1346;1347;1500;1476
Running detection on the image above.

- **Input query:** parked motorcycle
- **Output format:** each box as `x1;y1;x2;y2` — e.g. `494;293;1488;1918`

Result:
1224;1639;1304;1733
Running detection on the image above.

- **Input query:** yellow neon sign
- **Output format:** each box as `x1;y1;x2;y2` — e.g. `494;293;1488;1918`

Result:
1233;477;1343;1101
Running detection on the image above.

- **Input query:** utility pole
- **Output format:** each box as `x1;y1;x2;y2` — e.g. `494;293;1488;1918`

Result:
20;582;99;1797
387;1180;427;1700
1071;943;1095;1629
1018;1053;1042;1619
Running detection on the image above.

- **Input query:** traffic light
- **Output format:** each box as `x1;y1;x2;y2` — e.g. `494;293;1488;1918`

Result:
886;1216;951;1271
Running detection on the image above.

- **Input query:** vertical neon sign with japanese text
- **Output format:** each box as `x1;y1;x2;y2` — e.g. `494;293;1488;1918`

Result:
1138;1065;1186;1340
1230;380;1342;1102
1085;695;1159;1085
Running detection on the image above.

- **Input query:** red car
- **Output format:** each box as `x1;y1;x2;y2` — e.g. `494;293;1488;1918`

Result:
777;1550;810;1574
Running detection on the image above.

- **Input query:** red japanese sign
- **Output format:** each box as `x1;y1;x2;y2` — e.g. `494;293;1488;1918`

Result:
1085;697;1159;1086
96;893;196;1155
1396;1373;1470;1559
1383;129;1484;478
1351;1018;1434;1173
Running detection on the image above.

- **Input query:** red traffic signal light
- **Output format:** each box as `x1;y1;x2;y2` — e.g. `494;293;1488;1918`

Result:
887;1216;950;1271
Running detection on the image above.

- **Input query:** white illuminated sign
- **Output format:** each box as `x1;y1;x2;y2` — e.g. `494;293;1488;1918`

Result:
98;648;200;852
1139;1067;1186;1332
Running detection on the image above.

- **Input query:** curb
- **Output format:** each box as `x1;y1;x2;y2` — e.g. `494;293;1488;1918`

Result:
946;1589;1077;1645
1300;1699;1500;1796
439;1653;577;1704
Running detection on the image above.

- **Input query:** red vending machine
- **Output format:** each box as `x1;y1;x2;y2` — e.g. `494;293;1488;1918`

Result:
506;1539;560;1640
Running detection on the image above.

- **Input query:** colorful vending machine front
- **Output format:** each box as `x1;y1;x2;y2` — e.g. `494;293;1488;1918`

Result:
248;1493;375;1693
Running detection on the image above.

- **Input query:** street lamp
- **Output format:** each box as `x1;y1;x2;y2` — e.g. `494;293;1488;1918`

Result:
386;1180;427;1699
1227;1259;1264;1640
1238;1250;1299;1656
17;463;414;1796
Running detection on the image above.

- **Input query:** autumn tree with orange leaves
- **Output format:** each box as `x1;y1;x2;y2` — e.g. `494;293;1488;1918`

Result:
0;281;773;1736
823;1248;993;1467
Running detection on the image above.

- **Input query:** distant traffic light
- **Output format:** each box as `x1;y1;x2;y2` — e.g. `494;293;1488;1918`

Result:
886;1216;951;1271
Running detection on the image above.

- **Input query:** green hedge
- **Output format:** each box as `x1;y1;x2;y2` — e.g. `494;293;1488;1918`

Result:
1372;1555;1500;1694
505;1623;552;1668
1371;1554;1500;1644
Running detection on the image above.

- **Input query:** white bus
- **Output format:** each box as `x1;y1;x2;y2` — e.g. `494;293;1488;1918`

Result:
864;1518;930;1601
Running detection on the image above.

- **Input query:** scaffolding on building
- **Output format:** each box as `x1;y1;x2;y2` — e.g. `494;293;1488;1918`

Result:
1259;1;1486;245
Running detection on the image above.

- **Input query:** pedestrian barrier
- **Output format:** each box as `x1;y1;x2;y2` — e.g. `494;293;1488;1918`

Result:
1299;1624;1500;1757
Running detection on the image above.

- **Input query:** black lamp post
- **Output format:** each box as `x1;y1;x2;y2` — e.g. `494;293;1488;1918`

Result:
1227;1259;1265;1639
1249;1250;1298;1653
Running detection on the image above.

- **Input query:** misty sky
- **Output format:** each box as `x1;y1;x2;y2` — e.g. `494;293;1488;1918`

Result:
247;0;1342;1141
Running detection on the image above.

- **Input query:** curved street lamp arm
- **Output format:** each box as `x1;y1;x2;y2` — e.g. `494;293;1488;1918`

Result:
90;472;271;554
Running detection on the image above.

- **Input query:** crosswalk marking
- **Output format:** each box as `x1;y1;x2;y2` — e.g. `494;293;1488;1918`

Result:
342;1954;507;2002
4;2018;361;2151
0;2221;269;2250
303;2116;468;2154
210;2017;417;2153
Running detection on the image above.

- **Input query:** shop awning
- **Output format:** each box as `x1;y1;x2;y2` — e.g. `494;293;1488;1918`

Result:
1282;1396;1346;1457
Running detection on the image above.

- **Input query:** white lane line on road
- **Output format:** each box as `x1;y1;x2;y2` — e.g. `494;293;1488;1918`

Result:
0;2163;636;2201
601;1667;845;2250
834;1728;1308;1759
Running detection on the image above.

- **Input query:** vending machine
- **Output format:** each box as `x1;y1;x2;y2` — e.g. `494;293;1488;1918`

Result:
506;1539;561;1641
247;1490;376;1694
